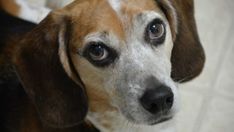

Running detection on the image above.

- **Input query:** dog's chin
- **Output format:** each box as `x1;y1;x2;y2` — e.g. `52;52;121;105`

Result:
122;110;174;126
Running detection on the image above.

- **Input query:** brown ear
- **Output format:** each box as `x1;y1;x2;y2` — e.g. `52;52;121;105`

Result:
12;11;88;128
157;0;205;82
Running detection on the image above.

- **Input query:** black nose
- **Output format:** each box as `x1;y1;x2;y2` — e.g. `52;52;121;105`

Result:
140;85;174;114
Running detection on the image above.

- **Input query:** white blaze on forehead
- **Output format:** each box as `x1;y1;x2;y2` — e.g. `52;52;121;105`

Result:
108;0;122;13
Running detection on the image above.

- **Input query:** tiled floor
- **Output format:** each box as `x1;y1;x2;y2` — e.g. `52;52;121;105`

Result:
176;0;234;132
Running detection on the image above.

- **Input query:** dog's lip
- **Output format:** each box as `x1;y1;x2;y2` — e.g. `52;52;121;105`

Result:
149;116;173;125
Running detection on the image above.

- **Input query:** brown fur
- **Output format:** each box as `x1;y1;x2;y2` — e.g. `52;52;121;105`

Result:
12;12;88;128
67;0;125;45
169;0;205;82
66;1;125;122
0;0;20;17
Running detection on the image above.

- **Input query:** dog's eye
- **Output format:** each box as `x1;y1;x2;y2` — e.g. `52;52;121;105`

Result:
88;43;108;61
149;22;164;39
84;42;118;67
146;19;166;44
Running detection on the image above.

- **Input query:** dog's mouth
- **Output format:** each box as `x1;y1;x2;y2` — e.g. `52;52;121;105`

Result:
149;116;173;125
121;106;175;126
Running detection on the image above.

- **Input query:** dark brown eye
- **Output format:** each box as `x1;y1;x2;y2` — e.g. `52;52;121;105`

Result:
149;23;164;39
146;19;166;44
88;43;108;61
83;42;118;67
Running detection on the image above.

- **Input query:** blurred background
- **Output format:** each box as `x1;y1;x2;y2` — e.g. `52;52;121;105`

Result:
176;0;234;132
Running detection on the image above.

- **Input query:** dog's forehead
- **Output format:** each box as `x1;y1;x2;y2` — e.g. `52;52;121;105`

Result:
108;0;160;15
66;0;161;47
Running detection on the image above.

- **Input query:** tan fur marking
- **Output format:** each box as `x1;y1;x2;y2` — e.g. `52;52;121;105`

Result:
0;0;20;16
65;0;125;48
86;85;117;113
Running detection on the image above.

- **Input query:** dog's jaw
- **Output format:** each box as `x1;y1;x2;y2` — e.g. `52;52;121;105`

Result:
87;107;176;132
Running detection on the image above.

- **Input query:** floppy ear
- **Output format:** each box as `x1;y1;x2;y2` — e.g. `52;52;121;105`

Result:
12;11;88;128
157;0;205;82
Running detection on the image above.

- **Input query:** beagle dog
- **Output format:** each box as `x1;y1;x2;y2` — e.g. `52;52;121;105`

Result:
0;0;205;132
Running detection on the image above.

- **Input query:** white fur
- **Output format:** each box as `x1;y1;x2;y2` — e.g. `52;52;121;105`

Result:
108;0;122;13
88;111;177;132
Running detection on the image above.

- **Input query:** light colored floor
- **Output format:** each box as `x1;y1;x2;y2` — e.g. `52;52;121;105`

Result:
176;0;234;132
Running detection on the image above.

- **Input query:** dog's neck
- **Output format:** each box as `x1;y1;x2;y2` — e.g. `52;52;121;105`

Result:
86;99;176;132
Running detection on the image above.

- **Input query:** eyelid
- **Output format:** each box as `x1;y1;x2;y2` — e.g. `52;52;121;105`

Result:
136;11;164;25
148;18;165;32
78;40;105;56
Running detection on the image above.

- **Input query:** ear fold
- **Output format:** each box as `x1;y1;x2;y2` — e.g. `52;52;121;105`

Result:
157;0;205;82
12;11;88;128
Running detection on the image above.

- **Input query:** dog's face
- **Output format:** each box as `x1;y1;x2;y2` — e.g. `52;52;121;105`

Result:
69;0;177;125
13;0;205;129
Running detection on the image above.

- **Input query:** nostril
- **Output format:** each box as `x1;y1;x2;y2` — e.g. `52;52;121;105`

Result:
165;96;173;109
149;103;159;114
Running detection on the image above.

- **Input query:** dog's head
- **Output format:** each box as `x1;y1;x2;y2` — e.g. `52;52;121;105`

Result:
12;0;205;128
